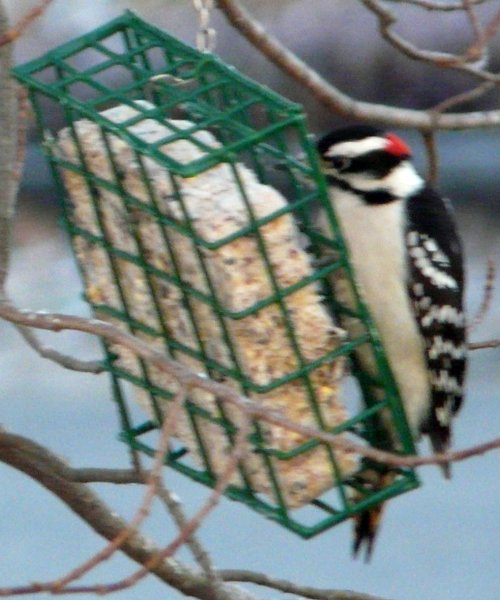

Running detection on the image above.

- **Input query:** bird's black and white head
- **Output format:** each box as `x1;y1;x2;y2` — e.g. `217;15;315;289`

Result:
317;125;424;204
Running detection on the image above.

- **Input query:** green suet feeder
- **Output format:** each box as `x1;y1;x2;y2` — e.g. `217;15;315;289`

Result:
13;12;419;538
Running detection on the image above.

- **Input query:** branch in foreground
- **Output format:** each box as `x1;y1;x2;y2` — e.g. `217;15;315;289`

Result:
0;430;255;600
0;435;391;600
384;0;488;11
14;320;105;373
156;481;218;582
99;419;251;596
0;3;18;289
0;288;103;373
219;569;387;600
0;301;498;470
70;467;148;484
429;81;495;114
48;389;188;592
361;0;499;80
0;0;54;46
468;338;500;350
216;0;500;130
468;257;495;333
421;129;439;184
13;87;28;183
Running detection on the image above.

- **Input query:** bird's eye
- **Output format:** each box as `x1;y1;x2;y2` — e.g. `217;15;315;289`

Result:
330;156;351;172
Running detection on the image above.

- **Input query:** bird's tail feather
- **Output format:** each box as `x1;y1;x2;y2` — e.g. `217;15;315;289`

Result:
352;469;397;561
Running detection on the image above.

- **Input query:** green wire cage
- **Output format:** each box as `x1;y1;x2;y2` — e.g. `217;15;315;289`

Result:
12;11;419;538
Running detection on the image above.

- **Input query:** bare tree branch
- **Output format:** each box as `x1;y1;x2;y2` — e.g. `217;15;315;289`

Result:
482;7;500;46
12;321;105;372
468;257;495;332
0;0;54;46
7;464;218;584
463;0;487;59
219;569;389;600
360;0;499;79
70;468;149;484
0;4;100;376
98;418;251;595
216;0;500;130
0;3;18;289
385;0;488;11
421;129;439;184
12;87;28;183
0;301;498;471
49;388;187;592
0;430;257;600
71;472;219;595
464;4;500;63
430;81;496;113
155;481;219;583
468;338;500;350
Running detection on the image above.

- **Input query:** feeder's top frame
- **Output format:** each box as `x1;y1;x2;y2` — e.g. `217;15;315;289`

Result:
13;10;307;179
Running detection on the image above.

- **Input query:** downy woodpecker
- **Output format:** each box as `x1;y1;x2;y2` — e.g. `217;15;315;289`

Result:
315;125;466;558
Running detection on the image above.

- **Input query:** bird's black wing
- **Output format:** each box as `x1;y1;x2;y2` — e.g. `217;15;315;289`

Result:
406;186;466;462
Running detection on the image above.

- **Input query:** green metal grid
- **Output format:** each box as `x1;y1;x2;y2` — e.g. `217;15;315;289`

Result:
12;11;419;538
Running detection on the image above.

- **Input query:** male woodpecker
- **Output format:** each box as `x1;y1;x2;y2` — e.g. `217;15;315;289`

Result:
315;125;466;558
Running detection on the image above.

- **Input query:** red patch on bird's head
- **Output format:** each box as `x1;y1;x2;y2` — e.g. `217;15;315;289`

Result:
384;133;411;158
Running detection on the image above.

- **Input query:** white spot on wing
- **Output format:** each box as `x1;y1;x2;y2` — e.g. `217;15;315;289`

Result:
427;336;466;360
421;305;465;328
436;399;454;426
408;232;456;288
431;370;463;395
423;238;438;253
412;283;424;297
413;256;458;289
407;231;419;246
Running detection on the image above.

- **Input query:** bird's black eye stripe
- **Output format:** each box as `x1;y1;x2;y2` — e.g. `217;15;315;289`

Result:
330;156;352;172
341;150;404;178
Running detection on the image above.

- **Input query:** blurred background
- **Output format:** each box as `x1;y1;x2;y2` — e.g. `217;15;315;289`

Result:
1;2;499;599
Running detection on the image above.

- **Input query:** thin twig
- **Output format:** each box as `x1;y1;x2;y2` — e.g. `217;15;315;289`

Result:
0;3;18;289
69;464;264;583
430;81;495;114
421;129;439;184
468;338;500;350
0;429;255;600
361;0;500;81
216;0;500;129
462;0;487;65
219;569;388;600
0;5;82;381
13;87;28;182
385;0;488;10
464;5;500;64
468;257;495;332
156;482;219;582
70;468;149;484
50;387;187;592
0;0;54;46
364;0;460;64
96;418;251;595
14;321;105;372
0;301;498;470
482;7;500;46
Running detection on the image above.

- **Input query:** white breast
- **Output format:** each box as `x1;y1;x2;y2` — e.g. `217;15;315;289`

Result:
320;188;431;434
